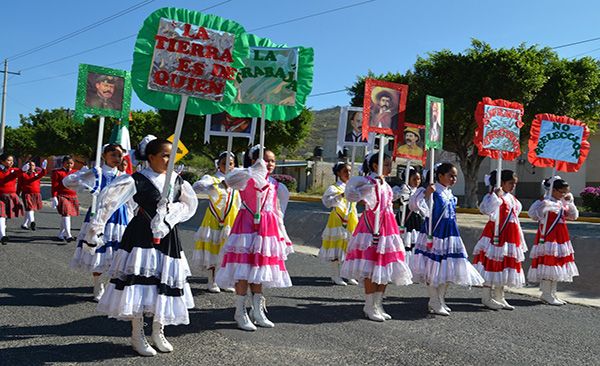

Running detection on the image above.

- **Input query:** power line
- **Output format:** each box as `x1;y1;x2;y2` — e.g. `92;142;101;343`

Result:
7;0;155;61
570;46;600;58
19;34;136;72
248;0;376;32
551;36;600;50
309;89;347;97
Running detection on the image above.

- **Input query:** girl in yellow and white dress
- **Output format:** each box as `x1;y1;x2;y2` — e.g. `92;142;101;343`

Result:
192;152;240;293
319;162;359;286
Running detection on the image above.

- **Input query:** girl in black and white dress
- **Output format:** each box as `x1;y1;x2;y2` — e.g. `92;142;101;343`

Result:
84;136;198;357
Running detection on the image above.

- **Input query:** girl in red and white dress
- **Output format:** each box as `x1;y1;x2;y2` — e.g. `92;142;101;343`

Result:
215;146;292;331
472;169;527;310
18;160;48;231
341;153;412;322
528;176;579;306
0;153;24;244
51;155;79;243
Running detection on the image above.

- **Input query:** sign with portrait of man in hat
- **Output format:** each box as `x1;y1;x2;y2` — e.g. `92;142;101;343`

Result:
362;78;408;137
393;123;426;166
74;64;132;122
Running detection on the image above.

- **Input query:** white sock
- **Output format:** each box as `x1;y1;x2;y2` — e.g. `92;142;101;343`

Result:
58;216;65;238
22;215;30;227
62;216;72;238
27;211;35;223
0;218;6;237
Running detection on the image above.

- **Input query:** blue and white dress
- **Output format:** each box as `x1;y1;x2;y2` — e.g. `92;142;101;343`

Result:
409;183;484;287
67;165;130;273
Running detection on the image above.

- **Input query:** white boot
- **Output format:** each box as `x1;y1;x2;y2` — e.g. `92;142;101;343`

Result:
482;287;503;310
346;278;359;285
540;280;562;306
92;275;105;302
551;281;567;305
330;261;347;286
251;293;275;328
234;295;257;331
373;292;391;320
428;285;449;316
151;321;173;353
493;286;515;310
206;269;220;293
363;293;385;322
131;317;157;357
438;283;451;312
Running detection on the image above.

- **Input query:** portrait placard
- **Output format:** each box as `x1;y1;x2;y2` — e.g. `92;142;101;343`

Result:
336;106;368;153
204;112;257;143
393;123;426;166
425;95;444;150
362;79;408;137
74;64;131;122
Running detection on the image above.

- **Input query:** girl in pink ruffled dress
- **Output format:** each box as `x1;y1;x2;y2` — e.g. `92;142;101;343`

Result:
216;146;292;331
341;153;412;322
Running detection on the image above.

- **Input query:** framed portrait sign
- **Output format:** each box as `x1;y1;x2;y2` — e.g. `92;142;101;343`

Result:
204;111;257;144
393;123;426;166
74;64;131;122
362;79;408;137
425;95;444;149
336;106;368;153
474;97;524;160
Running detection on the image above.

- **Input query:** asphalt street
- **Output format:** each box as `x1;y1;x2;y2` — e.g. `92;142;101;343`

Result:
0;203;599;365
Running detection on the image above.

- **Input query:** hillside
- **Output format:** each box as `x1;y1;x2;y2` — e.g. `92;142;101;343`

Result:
291;106;341;161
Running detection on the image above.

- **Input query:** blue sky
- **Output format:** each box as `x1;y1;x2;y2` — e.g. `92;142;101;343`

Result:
2;0;600;127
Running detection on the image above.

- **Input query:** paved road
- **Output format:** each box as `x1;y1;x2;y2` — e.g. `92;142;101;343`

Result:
1;206;599;365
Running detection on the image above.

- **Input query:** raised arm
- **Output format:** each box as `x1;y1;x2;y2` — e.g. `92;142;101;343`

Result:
346;176;377;210
322;185;344;209
409;187;430;217
192;174;221;202
151;180;199;239
479;192;502;218
62;167;99;193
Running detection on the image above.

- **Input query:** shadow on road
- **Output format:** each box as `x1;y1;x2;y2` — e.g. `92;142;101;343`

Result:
0;316;130;341
0;287;92;307
1;342;133;365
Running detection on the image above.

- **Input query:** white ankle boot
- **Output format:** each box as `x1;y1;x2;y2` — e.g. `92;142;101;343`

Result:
373;292;391;320
251;293;275;328
151;321;173;352
330;261;347;286
438;283;451;312
363;293;385;322
131;317;157;357
493;286;515;310
346;278;359;285
92;275;105;302
234;295;257;331
540;280;563;306
482;287;503;310
551;281;567;305
428;285;449;316
207;269;220;293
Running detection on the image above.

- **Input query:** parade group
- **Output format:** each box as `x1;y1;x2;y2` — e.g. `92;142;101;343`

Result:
0;135;579;357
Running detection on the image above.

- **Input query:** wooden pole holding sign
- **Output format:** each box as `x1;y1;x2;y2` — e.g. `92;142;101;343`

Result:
226;135;233;174
427;148;435;247
540;164;558;244
259;104;266;160
350;145;357;176
153;95;188;243
90;116;105;216
373;134;385;237
492;154;503;245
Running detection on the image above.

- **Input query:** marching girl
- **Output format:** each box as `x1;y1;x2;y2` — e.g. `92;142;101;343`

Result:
66;144;129;302
83;136;198;356
0;153;24;244
319;162;359;286
18;160;48;231
341;153;412;322
472;169;527;310
527;176;579;306
215;145;292;331
409;163;484;316
192;151;240;293
395;168;423;266
51;155;80;243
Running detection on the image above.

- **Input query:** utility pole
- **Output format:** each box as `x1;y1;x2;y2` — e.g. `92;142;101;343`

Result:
0;59;22;153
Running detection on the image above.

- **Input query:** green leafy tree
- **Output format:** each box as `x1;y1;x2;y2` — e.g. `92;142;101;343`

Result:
349;40;600;207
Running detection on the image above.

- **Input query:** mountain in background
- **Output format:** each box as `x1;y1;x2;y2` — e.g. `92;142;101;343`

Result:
290;106;340;161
